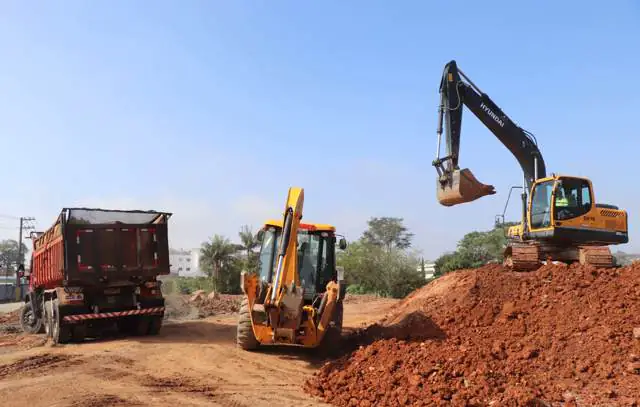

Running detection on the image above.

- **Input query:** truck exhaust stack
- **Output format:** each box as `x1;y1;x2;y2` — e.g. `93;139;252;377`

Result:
436;168;496;206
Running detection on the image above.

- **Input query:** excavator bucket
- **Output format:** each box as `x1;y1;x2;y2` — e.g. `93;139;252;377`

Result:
436;168;496;206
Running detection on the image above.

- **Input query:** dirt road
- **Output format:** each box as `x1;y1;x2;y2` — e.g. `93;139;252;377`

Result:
0;297;397;407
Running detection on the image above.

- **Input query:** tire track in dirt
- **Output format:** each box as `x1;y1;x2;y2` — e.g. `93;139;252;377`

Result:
0;353;81;380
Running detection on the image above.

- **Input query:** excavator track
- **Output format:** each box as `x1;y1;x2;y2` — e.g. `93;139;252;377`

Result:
503;244;540;272
578;246;614;268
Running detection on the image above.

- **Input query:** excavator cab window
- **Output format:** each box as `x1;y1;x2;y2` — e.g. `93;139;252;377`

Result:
553;178;592;221
530;180;554;229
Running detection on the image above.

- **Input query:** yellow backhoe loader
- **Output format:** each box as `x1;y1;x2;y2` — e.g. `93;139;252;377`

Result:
237;187;348;350
432;60;628;271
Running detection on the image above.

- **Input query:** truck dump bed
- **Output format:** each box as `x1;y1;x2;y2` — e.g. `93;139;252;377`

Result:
31;208;171;289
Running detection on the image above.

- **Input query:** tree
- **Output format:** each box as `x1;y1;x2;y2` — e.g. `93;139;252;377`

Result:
0;239;29;271
434;222;518;275
199;235;240;293
338;216;425;299
238;225;260;273
361;217;414;252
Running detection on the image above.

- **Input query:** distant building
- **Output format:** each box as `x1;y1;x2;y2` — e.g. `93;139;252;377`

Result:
169;248;205;278
418;258;436;280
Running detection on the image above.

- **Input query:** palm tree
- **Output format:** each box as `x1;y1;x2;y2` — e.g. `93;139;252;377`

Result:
200;234;238;292
238;225;259;261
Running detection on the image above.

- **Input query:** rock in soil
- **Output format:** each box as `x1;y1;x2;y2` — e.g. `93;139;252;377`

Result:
304;263;640;406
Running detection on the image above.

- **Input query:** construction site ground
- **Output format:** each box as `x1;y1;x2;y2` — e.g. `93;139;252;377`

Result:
0;293;398;407
3;262;640;406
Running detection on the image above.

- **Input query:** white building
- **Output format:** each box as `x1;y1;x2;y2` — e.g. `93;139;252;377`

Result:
169;248;205;278
418;259;436;280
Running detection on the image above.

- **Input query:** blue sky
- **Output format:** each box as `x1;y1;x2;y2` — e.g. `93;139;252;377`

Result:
0;1;639;260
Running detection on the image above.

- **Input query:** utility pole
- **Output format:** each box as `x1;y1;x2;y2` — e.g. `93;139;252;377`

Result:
15;217;35;301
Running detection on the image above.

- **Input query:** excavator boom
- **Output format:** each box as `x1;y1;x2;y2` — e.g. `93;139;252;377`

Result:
433;60;546;206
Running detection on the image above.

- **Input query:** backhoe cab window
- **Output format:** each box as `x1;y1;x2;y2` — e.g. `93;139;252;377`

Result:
257;227;333;297
530;181;554;229
554;178;592;220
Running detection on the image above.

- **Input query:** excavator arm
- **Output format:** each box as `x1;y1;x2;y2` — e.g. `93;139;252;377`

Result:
433;60;546;206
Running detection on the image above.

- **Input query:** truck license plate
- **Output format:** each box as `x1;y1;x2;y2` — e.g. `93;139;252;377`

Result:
107;296;117;304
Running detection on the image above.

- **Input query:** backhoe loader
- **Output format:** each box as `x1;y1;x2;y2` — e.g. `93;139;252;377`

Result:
432;60;628;271
237;187;348;350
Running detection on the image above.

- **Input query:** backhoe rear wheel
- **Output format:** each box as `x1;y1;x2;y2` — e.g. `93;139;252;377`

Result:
236;297;259;350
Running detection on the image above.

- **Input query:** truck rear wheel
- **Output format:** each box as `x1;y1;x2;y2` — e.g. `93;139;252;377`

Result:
236;298;259;350
47;299;71;345
147;315;163;335
19;302;43;335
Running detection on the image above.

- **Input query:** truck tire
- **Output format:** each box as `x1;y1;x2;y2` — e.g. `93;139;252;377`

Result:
134;316;150;336
236;298;259;350
49;299;71;345
147;315;163;335
19;302;43;335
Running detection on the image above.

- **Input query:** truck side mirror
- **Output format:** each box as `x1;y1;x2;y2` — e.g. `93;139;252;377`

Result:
256;230;265;243
338;238;347;250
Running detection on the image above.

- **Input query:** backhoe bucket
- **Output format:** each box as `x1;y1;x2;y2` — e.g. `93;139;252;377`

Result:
437;168;496;206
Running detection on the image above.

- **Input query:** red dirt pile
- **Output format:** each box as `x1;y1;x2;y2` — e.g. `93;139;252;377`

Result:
196;294;241;318
305;263;640;406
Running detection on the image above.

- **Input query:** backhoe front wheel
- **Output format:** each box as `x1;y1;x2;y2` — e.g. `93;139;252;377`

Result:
236;298;259;351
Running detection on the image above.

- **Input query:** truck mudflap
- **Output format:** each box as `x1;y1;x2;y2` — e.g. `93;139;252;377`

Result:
62;307;164;323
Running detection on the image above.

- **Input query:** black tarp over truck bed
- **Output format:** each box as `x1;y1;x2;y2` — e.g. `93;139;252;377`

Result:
32;208;172;288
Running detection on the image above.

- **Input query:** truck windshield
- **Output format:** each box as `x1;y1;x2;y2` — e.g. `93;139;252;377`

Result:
530;180;554;229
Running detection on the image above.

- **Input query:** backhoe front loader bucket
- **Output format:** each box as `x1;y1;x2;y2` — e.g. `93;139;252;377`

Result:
436;168;496;206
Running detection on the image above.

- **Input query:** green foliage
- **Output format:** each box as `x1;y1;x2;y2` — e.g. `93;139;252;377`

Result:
199;234;242;293
238;224;260;274
434;222;519;275
362;216;414;251
0;239;29;268
339;217;424;298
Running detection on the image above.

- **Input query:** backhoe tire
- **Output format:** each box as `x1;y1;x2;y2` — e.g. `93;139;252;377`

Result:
236;298;259;351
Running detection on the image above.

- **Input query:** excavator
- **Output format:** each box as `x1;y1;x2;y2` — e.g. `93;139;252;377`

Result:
432;60;628;271
237;187;348;350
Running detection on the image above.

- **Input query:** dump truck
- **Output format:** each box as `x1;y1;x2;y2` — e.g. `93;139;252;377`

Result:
237;187;348;350
18;207;172;344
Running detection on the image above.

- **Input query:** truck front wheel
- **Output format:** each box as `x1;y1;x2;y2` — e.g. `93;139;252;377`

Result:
19;302;43;335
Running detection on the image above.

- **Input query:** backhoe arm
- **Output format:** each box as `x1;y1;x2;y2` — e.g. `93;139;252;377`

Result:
433;60;546;206
268;187;304;306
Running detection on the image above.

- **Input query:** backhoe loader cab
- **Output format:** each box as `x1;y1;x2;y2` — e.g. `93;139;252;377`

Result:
237;187;348;351
255;221;346;302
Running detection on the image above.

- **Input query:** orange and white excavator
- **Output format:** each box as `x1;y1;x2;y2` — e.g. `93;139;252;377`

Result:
237;187;348;350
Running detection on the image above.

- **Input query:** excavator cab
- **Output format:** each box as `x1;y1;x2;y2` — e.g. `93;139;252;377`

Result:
436;167;496;206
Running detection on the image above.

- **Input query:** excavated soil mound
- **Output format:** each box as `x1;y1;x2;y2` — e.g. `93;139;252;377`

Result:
196;294;242;318
305;263;640;406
